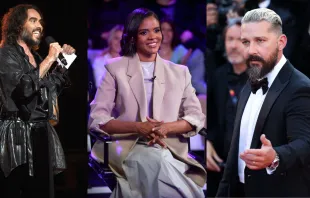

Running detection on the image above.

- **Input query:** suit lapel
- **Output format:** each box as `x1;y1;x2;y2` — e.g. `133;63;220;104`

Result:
250;61;292;148
152;54;165;120
234;83;251;138
127;54;148;122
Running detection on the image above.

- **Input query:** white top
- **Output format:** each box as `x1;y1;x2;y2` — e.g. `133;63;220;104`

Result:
140;61;155;118
238;55;287;183
92;53;113;88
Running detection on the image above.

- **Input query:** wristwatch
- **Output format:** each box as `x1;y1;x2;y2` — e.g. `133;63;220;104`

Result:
268;153;280;170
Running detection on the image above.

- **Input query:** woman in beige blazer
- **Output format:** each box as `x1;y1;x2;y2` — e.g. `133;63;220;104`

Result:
88;7;206;198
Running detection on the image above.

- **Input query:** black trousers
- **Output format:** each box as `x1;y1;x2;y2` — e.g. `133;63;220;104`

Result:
207;170;224;197
235;181;245;197
0;122;54;198
0;164;35;198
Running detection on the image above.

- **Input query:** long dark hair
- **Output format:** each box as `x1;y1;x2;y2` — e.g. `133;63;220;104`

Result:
160;18;180;49
0;4;43;46
120;8;160;57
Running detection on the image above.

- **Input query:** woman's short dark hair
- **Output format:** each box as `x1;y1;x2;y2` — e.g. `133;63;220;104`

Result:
1;4;43;46
160;18;180;49
120;8;160;57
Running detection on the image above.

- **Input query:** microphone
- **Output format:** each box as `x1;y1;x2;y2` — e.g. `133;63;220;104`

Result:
45;36;67;66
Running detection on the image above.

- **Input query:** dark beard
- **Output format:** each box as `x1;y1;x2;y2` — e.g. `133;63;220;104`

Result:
20;28;41;47
246;47;278;82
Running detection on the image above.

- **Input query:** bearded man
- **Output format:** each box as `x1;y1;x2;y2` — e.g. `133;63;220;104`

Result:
0;4;75;198
216;8;310;197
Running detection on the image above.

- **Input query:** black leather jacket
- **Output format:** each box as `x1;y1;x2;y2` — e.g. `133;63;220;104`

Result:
0;43;70;177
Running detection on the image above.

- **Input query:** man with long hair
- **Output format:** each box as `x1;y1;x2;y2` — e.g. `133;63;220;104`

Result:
0;4;75;198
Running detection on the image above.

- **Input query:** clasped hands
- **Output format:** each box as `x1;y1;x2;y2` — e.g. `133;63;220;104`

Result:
136;117;169;148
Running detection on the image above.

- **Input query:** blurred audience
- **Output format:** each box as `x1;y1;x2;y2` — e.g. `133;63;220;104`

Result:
206;2;227;67
158;18;188;64
144;0;206;44
183;37;207;95
88;0;143;49
159;19;207;95
92;25;124;88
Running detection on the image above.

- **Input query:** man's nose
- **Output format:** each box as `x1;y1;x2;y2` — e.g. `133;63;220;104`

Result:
248;42;258;55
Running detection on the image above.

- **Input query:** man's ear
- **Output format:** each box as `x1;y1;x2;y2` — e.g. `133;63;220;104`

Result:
278;34;287;51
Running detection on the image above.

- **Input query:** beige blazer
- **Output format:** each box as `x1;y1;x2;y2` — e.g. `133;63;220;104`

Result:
88;53;207;187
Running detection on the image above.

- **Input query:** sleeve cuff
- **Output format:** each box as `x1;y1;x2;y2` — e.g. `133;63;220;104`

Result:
88;117;115;136
181;114;205;138
266;166;277;175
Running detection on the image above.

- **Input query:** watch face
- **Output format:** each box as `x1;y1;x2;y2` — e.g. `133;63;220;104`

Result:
272;155;280;168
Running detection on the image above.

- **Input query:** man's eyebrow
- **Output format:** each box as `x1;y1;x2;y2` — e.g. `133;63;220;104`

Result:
241;36;268;40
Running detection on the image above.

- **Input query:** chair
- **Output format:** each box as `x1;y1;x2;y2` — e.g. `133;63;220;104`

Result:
88;130;116;191
86;66;117;190
88;127;207;191
188;127;207;169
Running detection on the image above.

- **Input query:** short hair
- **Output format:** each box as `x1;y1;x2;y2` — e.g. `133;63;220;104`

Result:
120;8;160;57
241;8;282;34
1;4;43;46
223;18;242;41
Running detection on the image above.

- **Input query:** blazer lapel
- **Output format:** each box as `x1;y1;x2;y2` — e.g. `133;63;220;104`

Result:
250;61;292;148
127;54;148;122
152;54;165;120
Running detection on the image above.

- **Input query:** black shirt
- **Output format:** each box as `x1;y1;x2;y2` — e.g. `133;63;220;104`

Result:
223;64;248;158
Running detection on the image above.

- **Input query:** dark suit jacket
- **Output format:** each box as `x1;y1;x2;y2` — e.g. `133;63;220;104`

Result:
216;61;310;197
207;63;248;161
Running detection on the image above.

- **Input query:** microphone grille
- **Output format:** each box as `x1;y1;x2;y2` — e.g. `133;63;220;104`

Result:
45;36;55;45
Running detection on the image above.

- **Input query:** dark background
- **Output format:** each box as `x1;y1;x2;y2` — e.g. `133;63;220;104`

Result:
0;0;88;197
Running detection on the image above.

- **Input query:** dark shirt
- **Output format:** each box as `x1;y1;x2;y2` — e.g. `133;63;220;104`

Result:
207;63;248;161
223;64;248;159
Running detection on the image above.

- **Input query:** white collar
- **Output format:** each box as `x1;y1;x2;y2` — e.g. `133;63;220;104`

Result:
264;54;287;87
